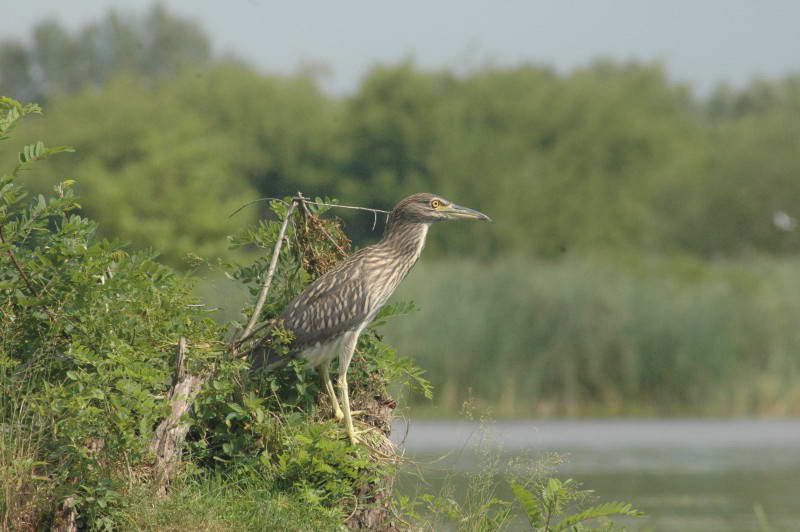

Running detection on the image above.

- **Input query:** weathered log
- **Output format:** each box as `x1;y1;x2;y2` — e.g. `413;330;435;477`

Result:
50;496;77;532
149;337;206;495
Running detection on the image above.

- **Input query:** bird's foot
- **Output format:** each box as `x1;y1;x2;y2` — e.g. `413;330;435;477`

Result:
345;424;378;446
346;427;395;458
334;409;365;421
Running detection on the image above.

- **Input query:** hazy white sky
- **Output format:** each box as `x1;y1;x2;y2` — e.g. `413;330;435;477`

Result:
3;0;799;95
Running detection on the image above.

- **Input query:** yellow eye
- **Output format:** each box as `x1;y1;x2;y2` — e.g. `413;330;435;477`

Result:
431;199;442;209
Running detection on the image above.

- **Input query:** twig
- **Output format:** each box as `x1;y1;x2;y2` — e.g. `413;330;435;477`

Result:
228;197;290;219
233;319;273;348
0;225;38;297
298;193;348;258
304;200;390;216
237;200;297;342
229;196;390;231
317;224;348;257
0;225;55;321
302;200;389;232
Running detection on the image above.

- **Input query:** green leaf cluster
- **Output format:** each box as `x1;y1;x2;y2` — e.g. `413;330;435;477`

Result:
510;478;643;531
1;96;224;528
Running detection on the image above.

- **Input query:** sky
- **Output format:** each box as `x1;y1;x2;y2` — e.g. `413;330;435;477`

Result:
2;0;799;95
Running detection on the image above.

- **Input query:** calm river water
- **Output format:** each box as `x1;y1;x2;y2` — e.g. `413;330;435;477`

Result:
392;419;800;531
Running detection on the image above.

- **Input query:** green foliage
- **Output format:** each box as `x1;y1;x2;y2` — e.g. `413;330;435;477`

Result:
1;96;225;528
7;73;260;266
118;469;344;531
509;478;643;531
273;422;379;508
4;5;800;265
402;491;513;532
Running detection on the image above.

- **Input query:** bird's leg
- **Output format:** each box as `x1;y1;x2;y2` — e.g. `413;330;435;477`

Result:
337;340;362;445
337;373;360;445
319;363;344;421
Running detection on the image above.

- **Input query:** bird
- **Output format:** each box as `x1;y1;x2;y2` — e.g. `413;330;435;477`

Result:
262;192;490;445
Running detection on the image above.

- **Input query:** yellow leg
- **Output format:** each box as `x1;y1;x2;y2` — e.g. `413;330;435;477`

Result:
320;364;343;421
337;333;372;445
337;373;358;445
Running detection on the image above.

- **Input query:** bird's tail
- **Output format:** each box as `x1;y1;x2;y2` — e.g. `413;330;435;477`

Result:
249;344;302;373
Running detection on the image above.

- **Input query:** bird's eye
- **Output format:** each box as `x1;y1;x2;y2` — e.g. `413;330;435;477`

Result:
431;199;442;209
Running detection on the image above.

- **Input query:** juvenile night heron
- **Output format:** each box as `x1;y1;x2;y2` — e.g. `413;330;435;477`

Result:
266;193;490;444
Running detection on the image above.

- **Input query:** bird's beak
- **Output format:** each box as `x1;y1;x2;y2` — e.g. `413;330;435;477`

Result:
442;203;492;221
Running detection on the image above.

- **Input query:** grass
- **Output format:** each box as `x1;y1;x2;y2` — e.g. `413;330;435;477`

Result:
0;416;343;531
384;254;800;417
117;470;343;531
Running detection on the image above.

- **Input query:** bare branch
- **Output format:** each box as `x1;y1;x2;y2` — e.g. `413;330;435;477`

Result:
228;195;389;230
237;200;296;342
150;337;207;496
233;319;273;348
303;200;389;232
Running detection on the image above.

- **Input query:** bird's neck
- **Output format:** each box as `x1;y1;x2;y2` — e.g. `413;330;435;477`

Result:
379;221;431;263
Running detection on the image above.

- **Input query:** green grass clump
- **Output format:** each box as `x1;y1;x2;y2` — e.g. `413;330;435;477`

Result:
387;255;800;416
118;470;342;531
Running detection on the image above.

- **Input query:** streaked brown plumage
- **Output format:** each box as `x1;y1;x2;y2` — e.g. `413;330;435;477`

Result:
273;193;490;444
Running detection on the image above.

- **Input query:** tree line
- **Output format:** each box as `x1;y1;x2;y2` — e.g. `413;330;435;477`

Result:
2;5;799;266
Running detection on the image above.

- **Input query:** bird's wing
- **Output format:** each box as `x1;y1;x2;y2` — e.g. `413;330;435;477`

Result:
280;259;371;348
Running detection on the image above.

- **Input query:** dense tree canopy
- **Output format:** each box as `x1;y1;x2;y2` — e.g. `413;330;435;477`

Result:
2;6;799;265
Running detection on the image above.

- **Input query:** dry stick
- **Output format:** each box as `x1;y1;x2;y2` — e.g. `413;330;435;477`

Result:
234;319;273;348
229;196;389;231
304;206;348;258
302;200;389;231
237;200;297;343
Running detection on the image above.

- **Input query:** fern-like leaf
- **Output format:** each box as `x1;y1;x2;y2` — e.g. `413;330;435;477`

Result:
553;501;644;531
510;480;543;527
16;142;75;170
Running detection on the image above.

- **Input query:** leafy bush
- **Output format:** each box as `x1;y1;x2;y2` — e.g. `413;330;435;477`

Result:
1;96;224;528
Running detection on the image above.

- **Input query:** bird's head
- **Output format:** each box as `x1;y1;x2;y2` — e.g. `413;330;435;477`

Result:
388;193;491;226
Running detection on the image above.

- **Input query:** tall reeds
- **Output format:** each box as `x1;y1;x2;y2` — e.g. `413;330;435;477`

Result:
385;256;800;416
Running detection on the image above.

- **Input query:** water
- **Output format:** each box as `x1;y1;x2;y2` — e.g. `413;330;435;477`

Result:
392;419;800;531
